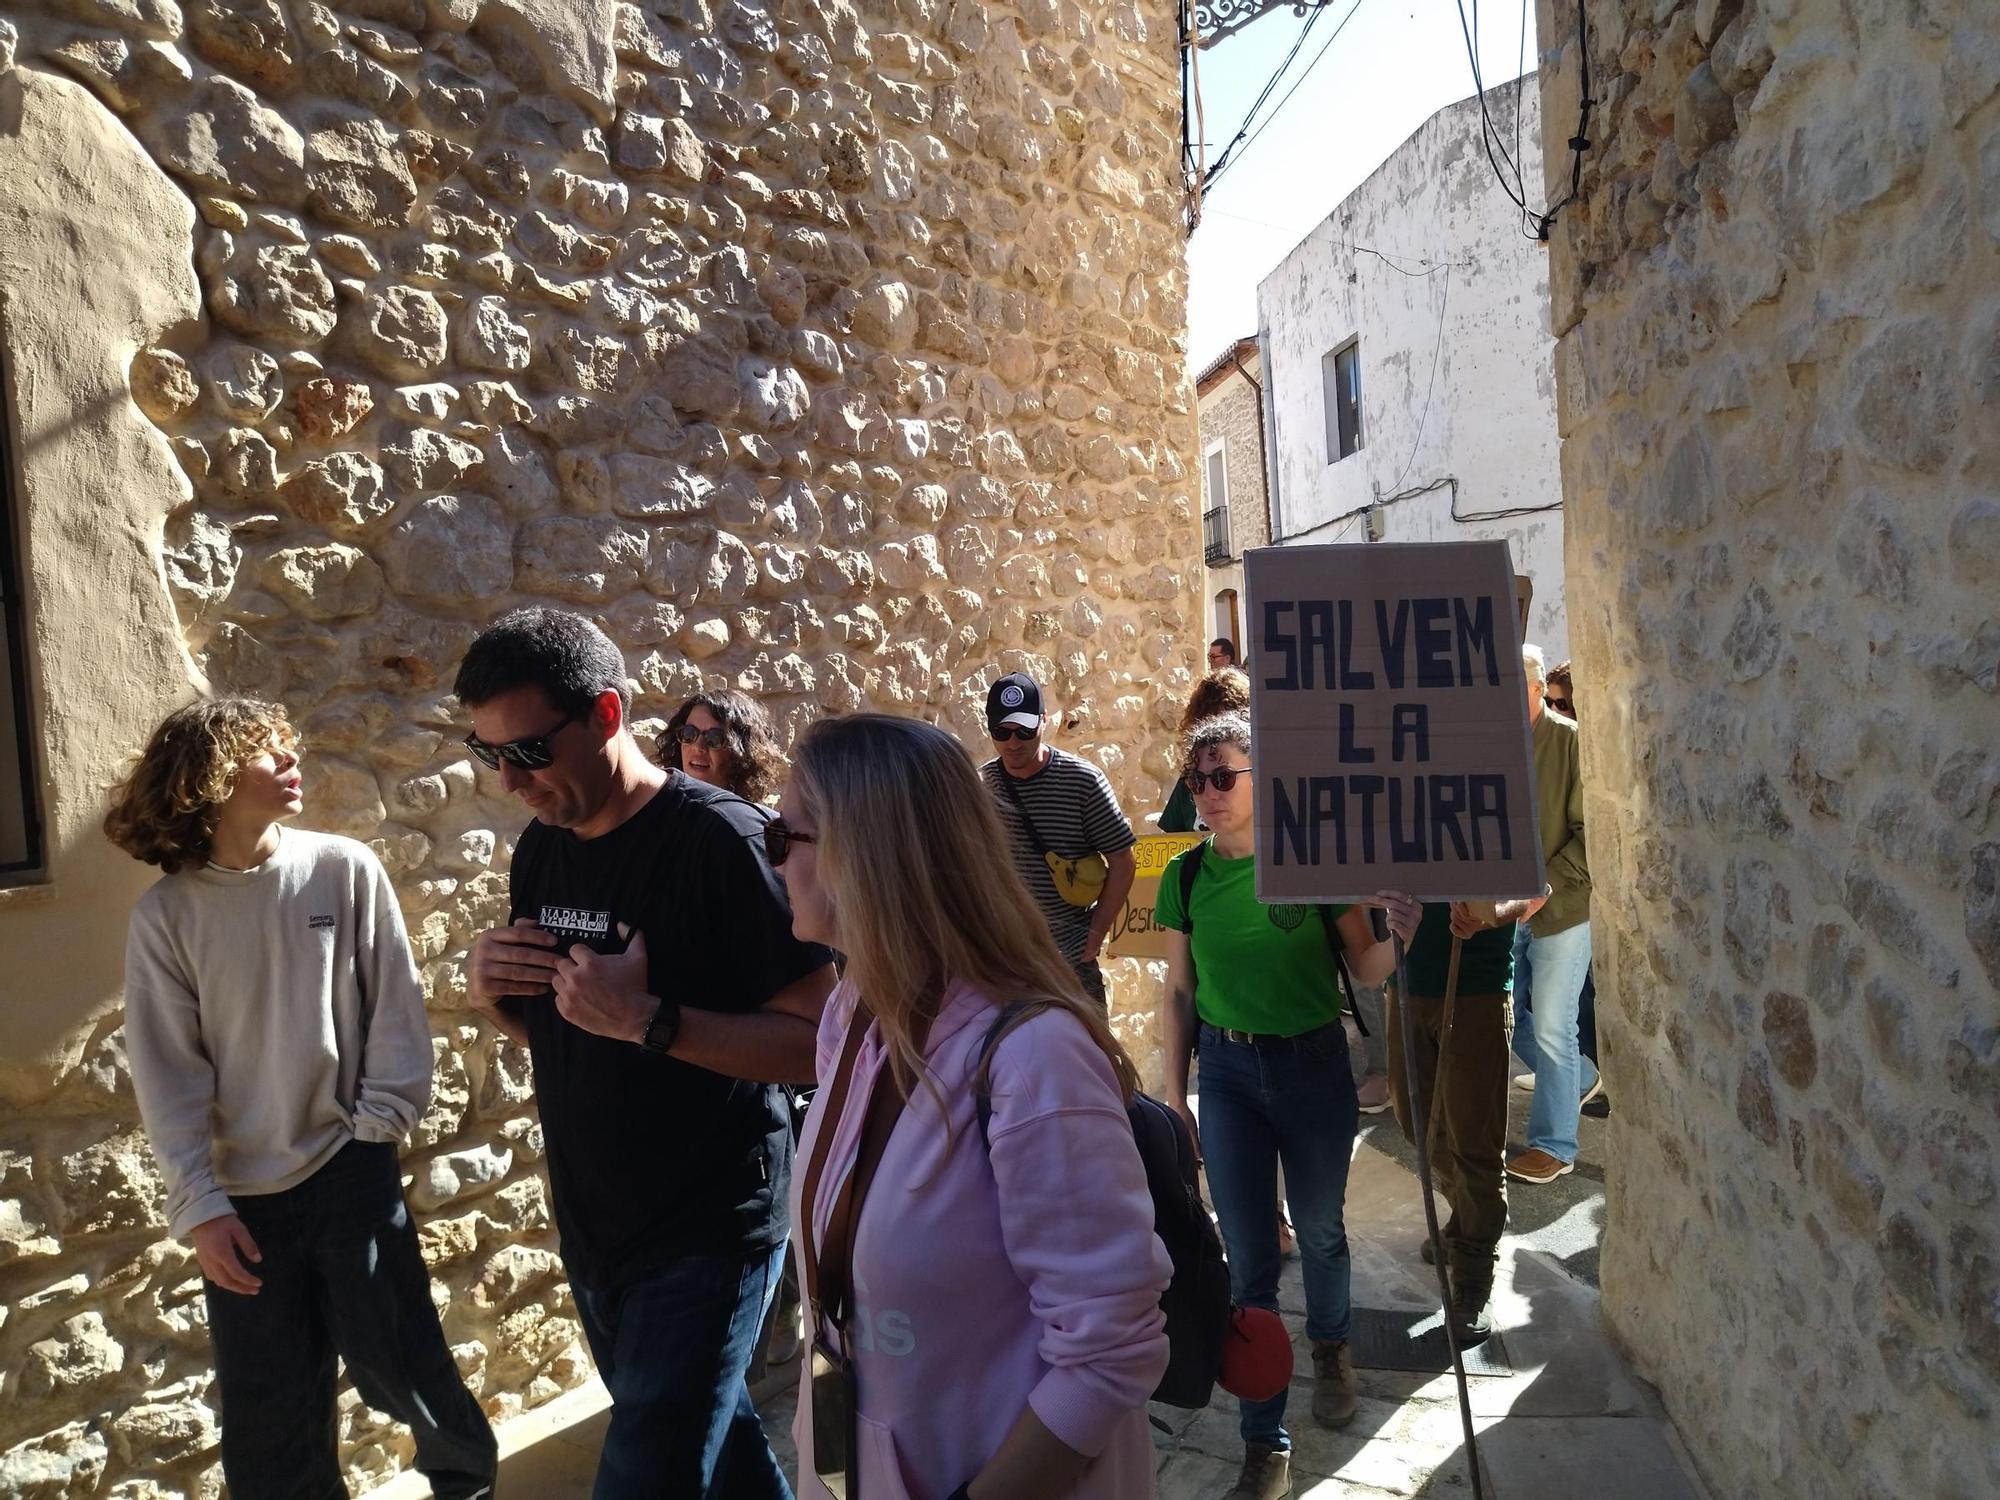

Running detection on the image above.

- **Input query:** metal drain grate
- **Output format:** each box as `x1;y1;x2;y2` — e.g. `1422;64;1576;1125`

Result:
1347;1304;1514;1376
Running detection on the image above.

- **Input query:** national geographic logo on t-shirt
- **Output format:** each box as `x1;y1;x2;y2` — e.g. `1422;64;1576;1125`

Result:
540;905;611;939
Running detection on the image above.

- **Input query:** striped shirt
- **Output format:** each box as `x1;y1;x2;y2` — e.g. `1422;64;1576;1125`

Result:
982;750;1136;963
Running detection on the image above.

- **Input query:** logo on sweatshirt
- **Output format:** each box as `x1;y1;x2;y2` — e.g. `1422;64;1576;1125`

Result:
308;914;336;930
540;905;611;939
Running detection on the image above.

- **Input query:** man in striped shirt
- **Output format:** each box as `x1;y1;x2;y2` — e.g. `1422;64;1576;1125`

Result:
979;672;1137;1006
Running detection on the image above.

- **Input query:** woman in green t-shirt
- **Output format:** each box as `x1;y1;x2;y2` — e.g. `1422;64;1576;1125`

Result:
1157;712;1419;1498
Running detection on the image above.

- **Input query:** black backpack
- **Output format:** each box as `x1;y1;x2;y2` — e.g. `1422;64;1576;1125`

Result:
1176;842;1369;1037
973;1004;1233;1410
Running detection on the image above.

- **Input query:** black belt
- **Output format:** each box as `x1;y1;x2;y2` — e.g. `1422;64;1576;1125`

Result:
1200;1020;1341;1051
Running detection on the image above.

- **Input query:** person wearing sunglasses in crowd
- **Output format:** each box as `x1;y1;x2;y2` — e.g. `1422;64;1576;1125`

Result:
661;689;786;808
455;609;837;1500
978;671;1137;1008
1155;713;1421;1500
770;713;1171;1500
106;699;495;1499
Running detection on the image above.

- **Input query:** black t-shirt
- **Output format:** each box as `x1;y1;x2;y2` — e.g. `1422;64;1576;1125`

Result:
506;771;831;1290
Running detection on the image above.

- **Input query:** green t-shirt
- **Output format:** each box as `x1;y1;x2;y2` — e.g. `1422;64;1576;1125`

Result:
1156;841;1350;1036
1401;903;1514;997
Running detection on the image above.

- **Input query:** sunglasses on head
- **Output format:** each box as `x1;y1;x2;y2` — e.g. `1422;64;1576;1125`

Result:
1185;764;1253;794
675;723;729;751
990;724;1039;743
463;713;579;771
762;818;816;868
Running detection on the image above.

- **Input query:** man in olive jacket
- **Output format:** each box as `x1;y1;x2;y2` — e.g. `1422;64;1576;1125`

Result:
1505;644;1595;1184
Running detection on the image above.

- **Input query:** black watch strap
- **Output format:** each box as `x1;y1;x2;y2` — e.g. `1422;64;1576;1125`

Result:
640;998;680;1055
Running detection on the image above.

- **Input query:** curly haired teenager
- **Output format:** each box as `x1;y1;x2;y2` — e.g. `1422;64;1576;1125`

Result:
106;698;494;1500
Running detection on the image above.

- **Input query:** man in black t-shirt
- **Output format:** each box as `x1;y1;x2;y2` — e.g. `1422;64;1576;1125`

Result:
455;609;834;1500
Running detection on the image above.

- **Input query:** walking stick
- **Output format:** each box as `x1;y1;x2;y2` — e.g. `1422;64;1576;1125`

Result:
1393;924;1487;1500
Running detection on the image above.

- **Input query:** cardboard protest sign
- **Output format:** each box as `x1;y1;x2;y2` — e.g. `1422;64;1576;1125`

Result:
1244;540;1545;904
1105;832;1206;959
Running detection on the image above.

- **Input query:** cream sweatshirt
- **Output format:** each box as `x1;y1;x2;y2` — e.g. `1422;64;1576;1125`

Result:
123;828;434;1238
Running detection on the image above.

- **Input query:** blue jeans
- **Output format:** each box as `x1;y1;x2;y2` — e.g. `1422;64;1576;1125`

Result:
1511;921;1598;1162
206;1140;495;1500
1196;1023;1358;1450
572;1245;793;1500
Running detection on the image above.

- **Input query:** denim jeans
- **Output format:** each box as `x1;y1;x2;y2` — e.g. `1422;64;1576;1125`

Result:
1196;1023;1358;1450
205;1139;496;1500
1511;921;1598;1162
572;1244;793;1500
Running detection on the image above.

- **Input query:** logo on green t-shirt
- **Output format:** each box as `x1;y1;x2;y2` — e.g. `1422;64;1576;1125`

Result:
1267;904;1310;932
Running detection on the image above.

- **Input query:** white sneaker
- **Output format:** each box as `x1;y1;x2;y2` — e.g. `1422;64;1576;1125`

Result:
1579;1077;1604;1107
1511;1073;1535;1092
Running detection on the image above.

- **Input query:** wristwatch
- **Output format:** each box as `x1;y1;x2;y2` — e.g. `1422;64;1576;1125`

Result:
640;998;681;1055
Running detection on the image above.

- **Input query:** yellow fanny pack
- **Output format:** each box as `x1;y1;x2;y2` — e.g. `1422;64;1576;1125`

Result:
1000;771;1111;909
1044;849;1111;908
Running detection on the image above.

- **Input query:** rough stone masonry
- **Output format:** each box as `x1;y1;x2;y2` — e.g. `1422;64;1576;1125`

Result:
1535;1;2000;1496
0;0;1199;1492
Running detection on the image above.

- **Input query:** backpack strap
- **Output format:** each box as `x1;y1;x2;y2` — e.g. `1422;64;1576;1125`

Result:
972;1002;1034;1145
1318;907;1369;1038
1176;841;1207;937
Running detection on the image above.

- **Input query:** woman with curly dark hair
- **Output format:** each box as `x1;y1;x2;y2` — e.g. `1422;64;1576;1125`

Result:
104;698;493;1498
1156;667;1251;833
660;689;786;806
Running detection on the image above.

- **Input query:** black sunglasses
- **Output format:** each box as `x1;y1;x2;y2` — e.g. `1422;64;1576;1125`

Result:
675;724;729;751
464;714;579;771
1547;697;1574;715
762;818;816;868
1185;764;1253;794
990;724;1040;743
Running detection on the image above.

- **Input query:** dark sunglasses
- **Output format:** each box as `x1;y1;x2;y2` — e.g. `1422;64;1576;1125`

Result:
762;818;816;868
463;714;578;771
990;724;1039;743
1185;764;1253;794
675;724;729;751
1547;697;1573;714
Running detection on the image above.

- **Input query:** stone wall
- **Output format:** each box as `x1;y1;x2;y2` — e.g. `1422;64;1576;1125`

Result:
1536;1;2000;1496
0;0;1197;1491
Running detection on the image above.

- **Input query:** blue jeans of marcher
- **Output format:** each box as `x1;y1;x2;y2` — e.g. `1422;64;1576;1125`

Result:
572;1244;793;1500
1197;1022;1359;1450
1511;921;1598;1163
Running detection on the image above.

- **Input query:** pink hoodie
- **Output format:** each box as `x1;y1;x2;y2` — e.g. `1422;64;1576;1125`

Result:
791;980;1172;1500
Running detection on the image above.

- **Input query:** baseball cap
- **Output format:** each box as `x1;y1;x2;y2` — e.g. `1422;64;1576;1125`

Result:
986;672;1043;731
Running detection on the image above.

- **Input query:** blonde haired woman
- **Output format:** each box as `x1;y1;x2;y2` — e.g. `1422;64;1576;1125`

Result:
772;714;1171;1500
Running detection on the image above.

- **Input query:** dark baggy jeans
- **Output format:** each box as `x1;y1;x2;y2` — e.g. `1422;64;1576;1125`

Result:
1385;988;1513;1283
1073;957;1108;1008
571;1244;793;1500
205;1139;496;1500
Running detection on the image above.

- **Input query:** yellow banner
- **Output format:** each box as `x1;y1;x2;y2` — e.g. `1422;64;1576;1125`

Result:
1105;833;1205;959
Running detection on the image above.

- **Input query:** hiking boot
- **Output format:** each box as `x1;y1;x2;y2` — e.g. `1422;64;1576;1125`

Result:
1447;1271;1495;1346
1310;1337;1358;1428
1228;1442;1292;1500
1506;1148;1574;1183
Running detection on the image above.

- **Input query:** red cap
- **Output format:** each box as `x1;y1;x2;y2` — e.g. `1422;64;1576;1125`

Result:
1217;1306;1294;1401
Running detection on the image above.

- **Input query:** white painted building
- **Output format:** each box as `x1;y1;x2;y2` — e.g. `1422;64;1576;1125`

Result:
1257;78;1569;661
